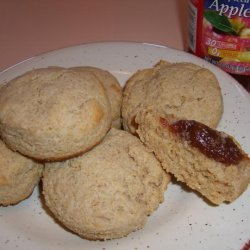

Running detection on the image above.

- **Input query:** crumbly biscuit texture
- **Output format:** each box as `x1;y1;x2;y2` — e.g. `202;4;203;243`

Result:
122;60;223;134
71;66;122;128
0;68;112;161
135;109;250;205
0;140;43;206
43;128;170;240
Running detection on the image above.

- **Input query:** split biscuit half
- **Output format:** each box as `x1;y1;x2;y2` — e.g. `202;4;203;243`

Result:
135;108;250;205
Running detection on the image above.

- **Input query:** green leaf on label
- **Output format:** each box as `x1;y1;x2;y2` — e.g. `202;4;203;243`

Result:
204;10;237;34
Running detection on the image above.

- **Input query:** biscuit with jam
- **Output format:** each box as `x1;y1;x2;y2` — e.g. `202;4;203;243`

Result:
136;108;250;205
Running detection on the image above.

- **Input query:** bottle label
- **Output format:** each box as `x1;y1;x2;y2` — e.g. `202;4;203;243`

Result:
189;0;250;76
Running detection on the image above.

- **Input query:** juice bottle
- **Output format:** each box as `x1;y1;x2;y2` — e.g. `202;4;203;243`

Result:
188;0;250;91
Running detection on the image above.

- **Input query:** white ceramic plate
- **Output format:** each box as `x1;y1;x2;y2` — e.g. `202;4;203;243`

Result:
0;42;249;250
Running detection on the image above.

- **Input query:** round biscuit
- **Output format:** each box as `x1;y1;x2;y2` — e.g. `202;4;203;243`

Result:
122;61;223;134
71;66;122;128
0;68;112;161
0;140;43;206
43;128;170;240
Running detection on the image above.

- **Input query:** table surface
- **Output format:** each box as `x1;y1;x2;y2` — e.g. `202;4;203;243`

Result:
0;0;187;72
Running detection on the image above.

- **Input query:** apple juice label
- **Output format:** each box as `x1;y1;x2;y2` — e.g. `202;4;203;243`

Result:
188;0;250;76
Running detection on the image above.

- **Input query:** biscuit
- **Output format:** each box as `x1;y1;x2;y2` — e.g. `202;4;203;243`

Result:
135;109;250;205
122;60;223;134
0;68;112;161
0;140;43;206
43;128;170;240
71;66;122;128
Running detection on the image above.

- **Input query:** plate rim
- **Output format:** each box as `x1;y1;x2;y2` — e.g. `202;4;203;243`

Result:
1;41;249;97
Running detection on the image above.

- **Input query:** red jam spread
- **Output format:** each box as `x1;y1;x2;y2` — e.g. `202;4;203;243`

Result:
160;117;244;165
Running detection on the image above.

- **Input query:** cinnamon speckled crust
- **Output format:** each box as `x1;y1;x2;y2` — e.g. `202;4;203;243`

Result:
0;68;112;161
136;109;250;205
71;66;122;129
0;140;43;206
43;128;170;240
122;60;223;134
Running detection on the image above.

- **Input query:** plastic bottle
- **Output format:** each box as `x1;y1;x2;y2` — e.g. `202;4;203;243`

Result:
188;0;250;91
